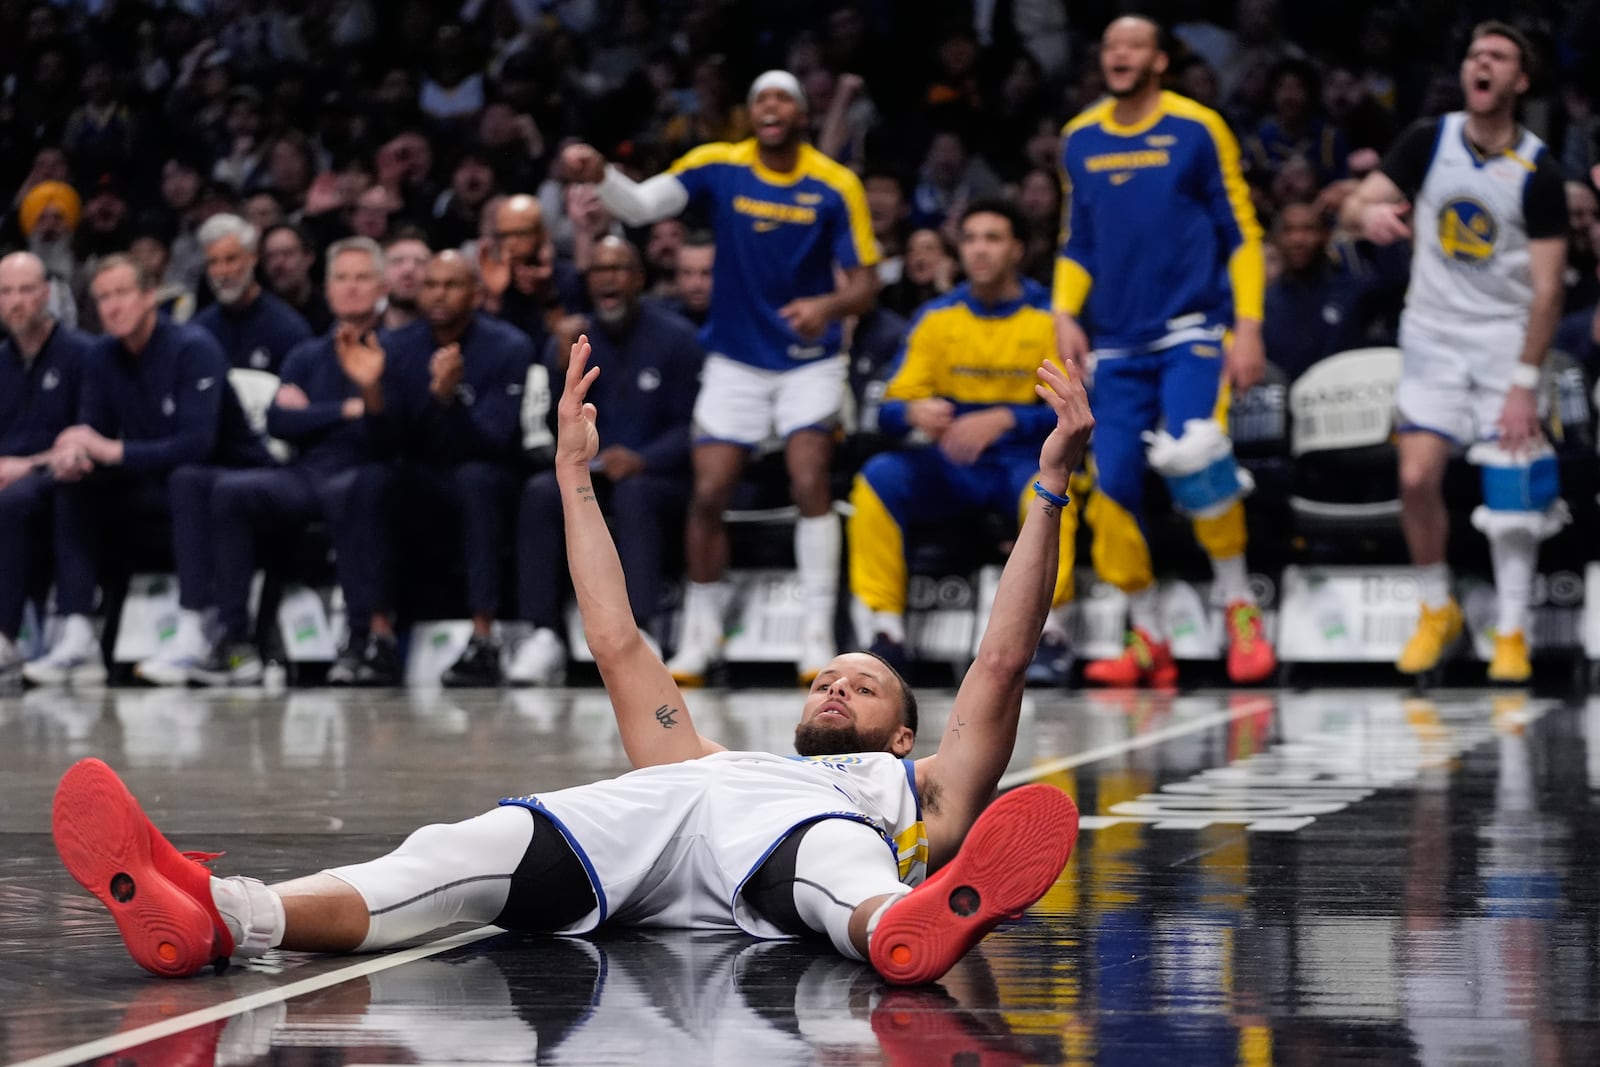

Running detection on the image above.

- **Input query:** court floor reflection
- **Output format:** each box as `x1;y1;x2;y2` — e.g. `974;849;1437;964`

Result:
3;686;1600;1065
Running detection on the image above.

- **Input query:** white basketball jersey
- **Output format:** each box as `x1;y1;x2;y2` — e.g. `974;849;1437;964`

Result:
508;750;930;936
1407;112;1546;328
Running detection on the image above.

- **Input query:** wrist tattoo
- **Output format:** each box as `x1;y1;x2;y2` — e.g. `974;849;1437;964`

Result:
575;484;598;505
1040;500;1059;518
654;704;679;729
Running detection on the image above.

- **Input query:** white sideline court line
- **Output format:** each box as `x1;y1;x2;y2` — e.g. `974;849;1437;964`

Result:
11;926;502;1067
998;694;1274;790
21;696;1260;1067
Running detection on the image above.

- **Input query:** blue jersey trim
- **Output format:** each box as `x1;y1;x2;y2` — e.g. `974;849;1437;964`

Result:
1395;420;1462;446
496;797;610;923
901;758;922;822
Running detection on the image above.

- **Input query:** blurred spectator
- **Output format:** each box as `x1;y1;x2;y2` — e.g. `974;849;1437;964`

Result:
1246;59;1349;186
419;23;486;125
864;167;911;286
910;127;1004;232
216;0;308;72
1262;199;1389;380
17;179;81;295
660;55;752;159
351;184;398;243
1556;220;1600;375
128;228;195;324
644;219;689;300
881;227;957;318
192;214;312;373
212;87;269;194
262;131;317;212
1172;54;1222;111
565;182;624;273
243;191;287;235
158;153;210;291
381;227;432;331
482;194;583;351
508;236;702;684
477;101;545;193
922;25;984;132
663;230;713;327
431;144;501;252
1323;61;1397;153
1563;180;1599;314
262;223;334;334
811;68;876;165
1014;168;1060;286
61;59;138;180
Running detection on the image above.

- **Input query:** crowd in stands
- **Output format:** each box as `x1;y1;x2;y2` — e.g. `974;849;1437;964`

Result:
3;0;1600;689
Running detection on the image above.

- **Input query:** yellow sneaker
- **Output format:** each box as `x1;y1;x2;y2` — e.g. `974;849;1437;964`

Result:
1395;599;1463;674
1487;630;1531;684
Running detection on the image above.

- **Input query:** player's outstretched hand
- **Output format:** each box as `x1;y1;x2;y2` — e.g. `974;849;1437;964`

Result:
560;142;607;185
1035;358;1093;486
556;334;602;472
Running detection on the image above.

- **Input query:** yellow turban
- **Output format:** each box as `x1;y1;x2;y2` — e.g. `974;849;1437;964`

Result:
18;181;82;237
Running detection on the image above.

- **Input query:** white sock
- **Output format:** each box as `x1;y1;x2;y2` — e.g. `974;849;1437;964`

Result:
1490;533;1537;638
59;614;96;655
795;514;841;613
871;611;906;644
1041;607;1069;640
1417;563;1452;610
1128;586;1164;640
175;608;207;657
210;875;286;957
1210;554;1251;604
680;581;729;650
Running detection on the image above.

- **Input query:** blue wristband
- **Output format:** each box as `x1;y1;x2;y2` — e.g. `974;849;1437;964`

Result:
1033;480;1070;507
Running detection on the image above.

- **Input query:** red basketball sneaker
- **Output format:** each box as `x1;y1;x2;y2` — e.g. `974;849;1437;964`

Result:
53;758;235;977
1083;627;1178;688
869;783;1079;986
1224;601;1277;684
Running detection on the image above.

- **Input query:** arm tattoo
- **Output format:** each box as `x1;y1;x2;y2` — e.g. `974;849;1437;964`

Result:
1040;500;1059;519
575;484;598;506
949;712;968;740
654;704;679;729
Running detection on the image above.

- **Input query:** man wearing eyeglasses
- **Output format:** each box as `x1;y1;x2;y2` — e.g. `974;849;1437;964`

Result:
507;236;704;685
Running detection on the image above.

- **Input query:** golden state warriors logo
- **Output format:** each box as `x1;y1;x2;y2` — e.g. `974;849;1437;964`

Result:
1437;197;1497;263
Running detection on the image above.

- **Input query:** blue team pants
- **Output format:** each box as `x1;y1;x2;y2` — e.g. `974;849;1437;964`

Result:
517;469;687;632
209;463;392;642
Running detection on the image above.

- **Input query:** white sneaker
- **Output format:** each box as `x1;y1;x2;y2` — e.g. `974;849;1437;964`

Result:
136;622;210;686
507;628;568;687
797;620;837;685
22;616;107;687
0;633;21;677
666;637;720;687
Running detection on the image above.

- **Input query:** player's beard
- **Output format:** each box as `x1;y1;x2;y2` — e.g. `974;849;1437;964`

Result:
794;719;893;756
1109;65;1158;100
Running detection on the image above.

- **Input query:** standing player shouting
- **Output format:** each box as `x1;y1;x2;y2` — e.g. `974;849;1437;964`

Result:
1341;21;1568;683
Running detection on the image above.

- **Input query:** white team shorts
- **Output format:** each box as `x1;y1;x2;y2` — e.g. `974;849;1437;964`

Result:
693;353;847;447
1396;314;1527;444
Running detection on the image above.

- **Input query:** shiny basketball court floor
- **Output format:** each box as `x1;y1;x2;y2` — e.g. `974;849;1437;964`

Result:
3;682;1599;1066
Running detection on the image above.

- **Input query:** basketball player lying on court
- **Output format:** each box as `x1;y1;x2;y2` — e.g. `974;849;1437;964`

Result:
51;335;1093;987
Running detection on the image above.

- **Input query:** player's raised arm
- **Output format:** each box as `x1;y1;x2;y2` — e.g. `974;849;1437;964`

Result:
562;142;691;228
915;357;1093;847
555;336;725;767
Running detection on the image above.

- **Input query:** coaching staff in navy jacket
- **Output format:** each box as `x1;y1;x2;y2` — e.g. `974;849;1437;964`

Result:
192;214;313;374
370;250;535;687
507;236;703;686
0;252;93;680
24;254;271;686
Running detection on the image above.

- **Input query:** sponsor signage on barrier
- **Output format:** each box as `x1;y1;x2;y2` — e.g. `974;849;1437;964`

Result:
722;569;809;663
1280;564;1584;663
112;574;182;663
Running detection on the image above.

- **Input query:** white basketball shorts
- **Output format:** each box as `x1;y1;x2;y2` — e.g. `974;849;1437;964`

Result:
693;353;847;447
1396;314;1526;444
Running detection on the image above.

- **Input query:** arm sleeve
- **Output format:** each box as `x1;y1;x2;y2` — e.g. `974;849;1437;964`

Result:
830;174;881;270
635;332;702;472
596;166;690;227
1523;152;1569;239
1198;114;1266;322
1053;137;1094;315
877;310;941;438
121;342;224;473
265;344;345;441
1377;118;1440;201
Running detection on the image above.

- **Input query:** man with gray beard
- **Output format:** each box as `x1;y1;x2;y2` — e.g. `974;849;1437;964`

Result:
192;214;311;373
507;236;704;685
